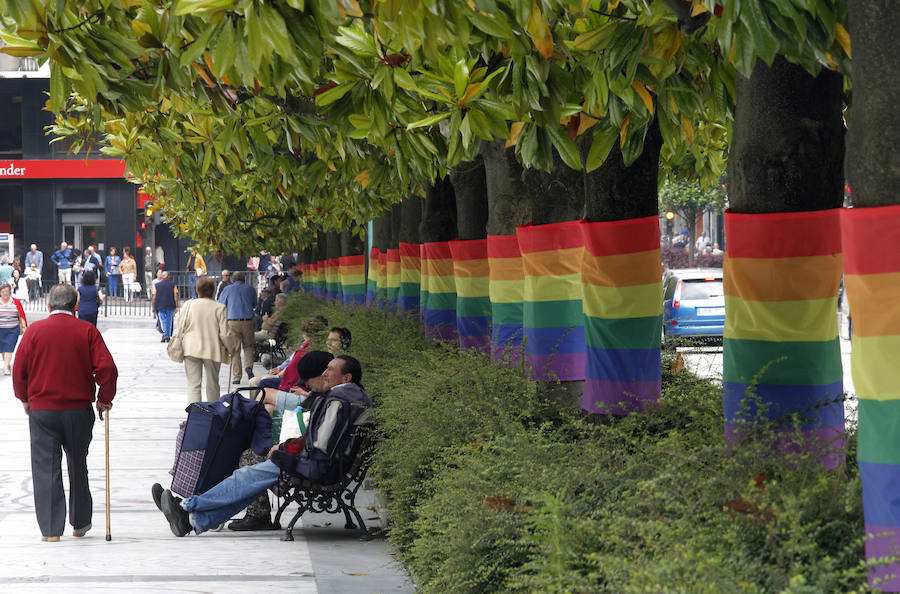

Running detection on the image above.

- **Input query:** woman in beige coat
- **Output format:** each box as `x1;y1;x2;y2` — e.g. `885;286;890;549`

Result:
176;276;235;402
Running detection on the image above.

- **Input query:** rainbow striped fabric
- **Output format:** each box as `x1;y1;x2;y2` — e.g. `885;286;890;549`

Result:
310;261;324;298
450;239;491;351
366;247;379;305
376;250;388;305
580;216;662;414
325;257;340;301
517;221;585;381
421;241;458;341
339;255;366;305
488;234;525;364
843;204;900;591
723;209;844;467
398;242;422;312
385;248;401;306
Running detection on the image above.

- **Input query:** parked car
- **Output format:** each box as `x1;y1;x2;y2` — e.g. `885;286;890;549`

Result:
662;268;725;347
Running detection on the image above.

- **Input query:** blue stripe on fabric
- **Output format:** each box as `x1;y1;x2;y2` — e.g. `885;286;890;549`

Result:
424;309;456;328
860;461;900;526
458;316;491;338
398;296;420;310
584;346;661;383
343;294;365;305
492;323;524;347
523;325;585;355
723;381;844;427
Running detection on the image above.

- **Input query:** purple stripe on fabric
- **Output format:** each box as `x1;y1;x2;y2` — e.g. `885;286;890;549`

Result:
426;324;459;341
492;344;525;366
526;352;586;382
582;379;661;415
865;524;900;591
460;334;490;352
398;296;420;311
725;424;845;470
343;294;365;306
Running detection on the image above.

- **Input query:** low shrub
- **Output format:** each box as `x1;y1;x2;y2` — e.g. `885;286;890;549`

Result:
281;294;866;592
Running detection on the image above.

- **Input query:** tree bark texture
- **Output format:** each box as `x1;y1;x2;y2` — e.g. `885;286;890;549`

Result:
399;195;424;244
389;202;402;249
845;1;899;207
584;119;662;222
525;148;585;225
450;156;489;240
729;56;845;213
325;231;341;260
340;229;365;257
482;140;533;236
419;176;457;243
372;213;392;252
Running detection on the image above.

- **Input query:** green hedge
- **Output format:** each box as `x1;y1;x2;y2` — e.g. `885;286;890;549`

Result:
282;294;866;593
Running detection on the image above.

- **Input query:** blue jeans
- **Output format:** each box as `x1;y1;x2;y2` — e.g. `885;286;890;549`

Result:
108;274;120;296
189;272;197;298
182;460;280;533
158;309;174;338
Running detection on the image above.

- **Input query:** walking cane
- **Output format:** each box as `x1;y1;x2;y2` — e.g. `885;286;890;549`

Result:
104;410;111;541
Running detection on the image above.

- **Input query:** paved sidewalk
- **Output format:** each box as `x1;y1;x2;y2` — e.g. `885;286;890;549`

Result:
0;315;413;593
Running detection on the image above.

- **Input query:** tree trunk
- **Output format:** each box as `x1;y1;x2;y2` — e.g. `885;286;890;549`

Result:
399;195;423;244
419;176;457;242
730;56;845;213
420;177;458;341
450;156;489;240
389;202;402;249
372;213;392;252
525;150;585;225
482;140;532;236
340;230;365;258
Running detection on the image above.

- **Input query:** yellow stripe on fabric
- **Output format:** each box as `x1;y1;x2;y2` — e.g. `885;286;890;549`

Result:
340;264;366;276
724;296;838;342
489;279;524;303
582;250;661;288
583;282;662;319
489;257;525;281
423;259;454;277
524;273;583;302
340;273;366;285
453;259;490;278
522;247;583;277
400;268;421;283
852;334;900;401
383;277;400;289
845;272;900;337
422;274;455;293
724;254;842;301
455;275;490;298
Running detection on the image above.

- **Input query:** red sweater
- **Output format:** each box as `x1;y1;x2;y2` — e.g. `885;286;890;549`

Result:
13;312;118;411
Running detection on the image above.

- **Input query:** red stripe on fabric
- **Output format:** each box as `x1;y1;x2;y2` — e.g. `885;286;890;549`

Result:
580;216;660;256
487;234;522;258
725;208;842;258
516;220;585;254
386;249;400;263
422;242;452;260
399;242;421;258
449;238;488;261
338;255;364;266
842;205;900;274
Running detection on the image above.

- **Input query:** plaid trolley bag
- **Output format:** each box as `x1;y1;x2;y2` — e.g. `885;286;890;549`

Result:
170;388;272;497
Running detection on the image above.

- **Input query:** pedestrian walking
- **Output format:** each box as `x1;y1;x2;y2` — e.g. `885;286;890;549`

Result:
105;247;122;298
119;247;137;301
218;271;257;384
175;276;235;403
77;270;104;327
12;284;117;542
153;270;178;342
0;283;27;375
24;243;43;275
186;248;206;299
51;242;74;285
143;246;155;300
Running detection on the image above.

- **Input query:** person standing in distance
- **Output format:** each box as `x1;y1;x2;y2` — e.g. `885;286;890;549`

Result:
51;242;73;285
153;270;178;342
218;270;257;384
12;284;117;542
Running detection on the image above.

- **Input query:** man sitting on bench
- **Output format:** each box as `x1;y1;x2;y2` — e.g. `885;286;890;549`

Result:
152;355;371;537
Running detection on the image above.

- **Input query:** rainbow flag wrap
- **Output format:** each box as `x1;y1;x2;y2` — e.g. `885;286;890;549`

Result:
450;239;491;351
299;262;309;291
517;221;585;381
339;255;366;305
385;248;401;306
488;234;525;364
421;241;458;341
325;257;341;301
580;216;662;414
366;247;379;305
843;204;900;591
398;242;422;312
375;250;388;305
315;259;327;299
723;209;844;467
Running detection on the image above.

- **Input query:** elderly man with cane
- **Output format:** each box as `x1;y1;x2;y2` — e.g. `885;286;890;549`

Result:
13;284;118;542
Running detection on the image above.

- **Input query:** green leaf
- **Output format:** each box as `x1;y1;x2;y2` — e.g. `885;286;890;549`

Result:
179;25;216;68
453;59;469;100
315;82;355;107
49;62;65;112
406;111;452;131
585;124;618;172
467;11;515;39
545;125;582;171
260;4;297;63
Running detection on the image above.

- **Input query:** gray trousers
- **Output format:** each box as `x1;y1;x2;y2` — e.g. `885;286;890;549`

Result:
227;320;255;381
184;356;222;403
29;407;95;537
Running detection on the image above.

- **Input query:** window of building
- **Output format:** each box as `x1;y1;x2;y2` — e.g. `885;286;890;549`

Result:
57;183;104;207
0;93;22;158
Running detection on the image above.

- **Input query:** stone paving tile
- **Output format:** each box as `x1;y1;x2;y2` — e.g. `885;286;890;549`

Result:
0;314;414;593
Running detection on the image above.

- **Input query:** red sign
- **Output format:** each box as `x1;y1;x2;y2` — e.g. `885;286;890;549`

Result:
0;159;126;179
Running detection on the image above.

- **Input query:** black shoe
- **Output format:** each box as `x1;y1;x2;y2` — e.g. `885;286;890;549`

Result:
245;367;254;380
151;483;164;511
160;490;192;537
228;516;277;531
160;336;167;343
233;379;241;385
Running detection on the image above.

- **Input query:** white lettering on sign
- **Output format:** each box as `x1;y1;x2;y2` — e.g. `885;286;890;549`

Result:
0;163;25;176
